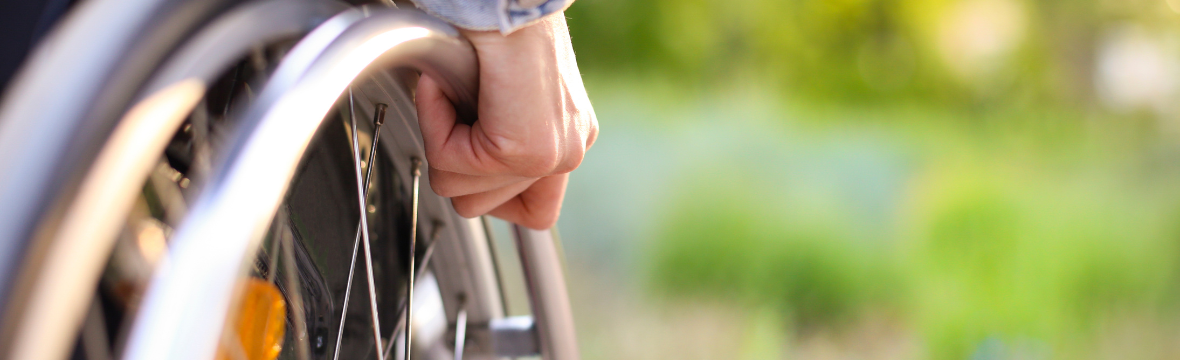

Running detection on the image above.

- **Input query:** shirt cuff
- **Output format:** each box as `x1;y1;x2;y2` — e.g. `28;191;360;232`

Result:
408;0;572;34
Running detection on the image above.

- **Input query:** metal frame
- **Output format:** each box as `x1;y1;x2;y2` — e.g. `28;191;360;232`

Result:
0;1;347;359
0;0;238;318
120;7;485;360
514;226;580;360
0;2;579;359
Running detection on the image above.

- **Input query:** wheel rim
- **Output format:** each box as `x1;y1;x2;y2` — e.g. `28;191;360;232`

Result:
0;0;239;311
122;7;487;360
1;3;579;360
1;1;345;359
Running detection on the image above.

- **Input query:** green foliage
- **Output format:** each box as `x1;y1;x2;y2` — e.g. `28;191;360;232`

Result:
568;0;961;103
565;0;1180;357
900;165;1180;359
648;172;898;331
643;113;1180;358
567;0;1176;108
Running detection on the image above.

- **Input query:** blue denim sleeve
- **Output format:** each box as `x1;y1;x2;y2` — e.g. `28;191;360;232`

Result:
408;0;572;34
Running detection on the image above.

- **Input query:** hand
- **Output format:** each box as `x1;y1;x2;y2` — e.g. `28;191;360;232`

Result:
415;13;598;230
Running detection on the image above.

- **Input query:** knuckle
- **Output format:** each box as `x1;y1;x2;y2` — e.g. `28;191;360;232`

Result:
540;212;560;228
524;212;559;230
423;150;450;173
450;198;481;218
490;137;561;177
553;146;584;174
522;150;561;176
429;176;459;198
586;118;600;148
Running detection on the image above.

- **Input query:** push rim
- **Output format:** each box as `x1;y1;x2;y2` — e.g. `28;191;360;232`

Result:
0;1;345;358
0;2;579;360
121;6;492;360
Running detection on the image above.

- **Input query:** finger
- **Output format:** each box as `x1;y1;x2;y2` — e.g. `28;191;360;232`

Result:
585;114;599;150
428;166;533;198
487;173;568;230
417;74;534;177
416;74;470;169
449;178;538;218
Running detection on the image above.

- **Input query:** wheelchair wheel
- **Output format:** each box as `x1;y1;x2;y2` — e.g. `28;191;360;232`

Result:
0;2;577;360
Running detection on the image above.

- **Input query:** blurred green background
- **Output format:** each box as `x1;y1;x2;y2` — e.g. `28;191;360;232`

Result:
553;0;1180;358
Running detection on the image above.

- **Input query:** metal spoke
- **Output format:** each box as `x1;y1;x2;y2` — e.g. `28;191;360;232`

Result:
453;305;467;360
417;230;439;282
190;99;212;177
338;87;387;359
149;162;187;226
382;232;440;360
333;98;388;360
384;304;407;360
404;158;422;360
265;223;281;283
278;209;313;360
332;227;365;360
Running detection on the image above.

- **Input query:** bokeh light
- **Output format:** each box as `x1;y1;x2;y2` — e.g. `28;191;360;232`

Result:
558;0;1180;358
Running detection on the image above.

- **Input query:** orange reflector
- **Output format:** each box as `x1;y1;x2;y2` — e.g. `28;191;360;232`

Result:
217;278;287;360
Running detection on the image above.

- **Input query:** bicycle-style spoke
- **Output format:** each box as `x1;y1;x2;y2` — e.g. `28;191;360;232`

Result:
384;306;406;360
277;209;312;360
404;158;422;360
13;7;530;360
382;233;440;360
453;305;467;360
347;88;386;359
333;99;388;360
333;226;364;360
266;224;281;284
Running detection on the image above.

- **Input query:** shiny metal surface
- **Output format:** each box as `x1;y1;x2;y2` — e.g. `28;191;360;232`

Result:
348;87;387;359
383;232;441;360
406;157;423;360
0;1;346;359
0;0;167;300
334;101;388;360
0;0;238;323
454;306;468;360
514;226;581;360
121;8;479;360
0;1;583;359
488;316;539;356
276;209;313;360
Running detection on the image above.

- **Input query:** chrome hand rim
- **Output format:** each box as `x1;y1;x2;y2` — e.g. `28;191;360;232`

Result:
0;1;345;359
122;8;479;360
